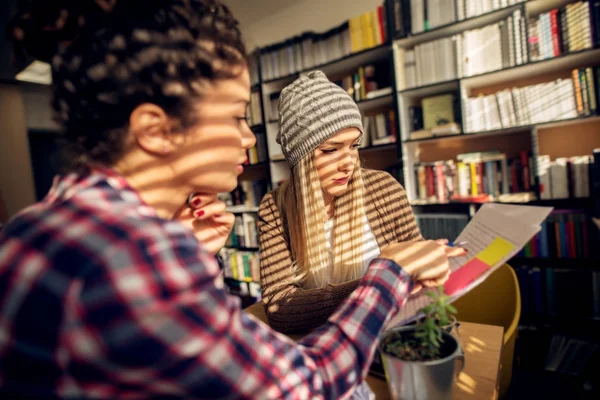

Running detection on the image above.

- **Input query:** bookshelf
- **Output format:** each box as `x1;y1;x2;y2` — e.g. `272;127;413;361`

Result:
390;0;600;388
225;5;600;379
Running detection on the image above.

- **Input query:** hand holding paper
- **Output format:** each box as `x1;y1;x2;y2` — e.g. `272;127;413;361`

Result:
387;204;553;328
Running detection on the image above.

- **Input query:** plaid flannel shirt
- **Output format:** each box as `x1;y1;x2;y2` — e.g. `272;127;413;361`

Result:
0;168;412;399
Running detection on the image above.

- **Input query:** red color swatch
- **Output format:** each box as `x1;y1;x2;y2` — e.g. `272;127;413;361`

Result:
444;257;490;296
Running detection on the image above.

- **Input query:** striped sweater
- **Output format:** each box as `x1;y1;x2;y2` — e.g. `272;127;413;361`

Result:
257;168;423;333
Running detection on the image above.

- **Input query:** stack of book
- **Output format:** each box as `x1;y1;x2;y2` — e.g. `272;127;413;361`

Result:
463;67;598;133
397;8;528;89
538;154;595;200
528;0;600;62
518;210;592;259
413;150;535;203
389;0;527;38
259;4;388;81
361;110;398;147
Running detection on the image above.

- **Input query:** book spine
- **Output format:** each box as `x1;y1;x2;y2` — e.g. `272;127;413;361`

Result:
550;9;560;56
572;68;584;114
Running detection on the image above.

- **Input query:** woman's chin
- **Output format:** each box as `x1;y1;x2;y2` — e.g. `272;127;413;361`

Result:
325;186;349;198
196;175;239;194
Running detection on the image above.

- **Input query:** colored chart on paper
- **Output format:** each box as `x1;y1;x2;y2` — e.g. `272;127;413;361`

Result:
386;204;552;329
444;237;515;296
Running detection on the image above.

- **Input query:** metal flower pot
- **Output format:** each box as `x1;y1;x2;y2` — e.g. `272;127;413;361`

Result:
378;325;465;400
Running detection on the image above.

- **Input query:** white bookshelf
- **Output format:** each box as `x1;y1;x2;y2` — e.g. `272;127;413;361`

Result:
395;0;600;204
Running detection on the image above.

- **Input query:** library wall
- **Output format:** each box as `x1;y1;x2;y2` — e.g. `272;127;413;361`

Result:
0;85;36;217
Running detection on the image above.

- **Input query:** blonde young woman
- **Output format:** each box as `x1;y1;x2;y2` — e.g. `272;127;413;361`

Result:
259;71;462;333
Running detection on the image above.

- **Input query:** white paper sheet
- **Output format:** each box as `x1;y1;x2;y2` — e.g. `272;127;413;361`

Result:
386;204;553;328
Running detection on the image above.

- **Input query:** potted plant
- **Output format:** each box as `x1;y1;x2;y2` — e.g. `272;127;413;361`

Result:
378;287;464;400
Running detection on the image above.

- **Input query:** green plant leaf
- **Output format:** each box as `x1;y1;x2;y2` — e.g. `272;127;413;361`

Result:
425;291;438;300
422;305;434;315
447;304;457;314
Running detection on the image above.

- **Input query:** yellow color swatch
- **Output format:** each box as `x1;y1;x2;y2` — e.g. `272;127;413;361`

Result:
476;237;515;266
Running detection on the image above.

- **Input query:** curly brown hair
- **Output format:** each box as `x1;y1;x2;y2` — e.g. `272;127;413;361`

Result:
8;0;248;168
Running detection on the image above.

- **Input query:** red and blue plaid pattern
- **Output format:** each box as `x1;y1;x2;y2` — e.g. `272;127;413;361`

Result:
0;168;412;399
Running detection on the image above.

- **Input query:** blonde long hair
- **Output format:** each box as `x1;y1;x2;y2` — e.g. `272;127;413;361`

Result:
276;154;366;289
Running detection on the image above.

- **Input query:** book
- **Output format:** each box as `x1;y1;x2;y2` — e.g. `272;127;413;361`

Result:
421;93;457;129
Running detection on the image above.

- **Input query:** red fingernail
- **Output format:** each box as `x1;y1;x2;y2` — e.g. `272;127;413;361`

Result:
194;210;204;218
192;198;201;207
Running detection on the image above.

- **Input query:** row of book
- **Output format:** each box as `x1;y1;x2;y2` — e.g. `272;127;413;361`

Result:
515;265;600;320
528;0;600;62
397;9;528;89
389;0;526;38
259;4;387;81
225;181;269;209
463;67;598;133
361;110;398;148
220;248;260;283
414;213;470;241
247;91;263;127
517;210;593;259
538;153;598;200
413;151;534;203
227;213;259;249
333;60;392;102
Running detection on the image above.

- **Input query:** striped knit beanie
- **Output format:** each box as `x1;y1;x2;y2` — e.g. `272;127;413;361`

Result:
276;71;364;167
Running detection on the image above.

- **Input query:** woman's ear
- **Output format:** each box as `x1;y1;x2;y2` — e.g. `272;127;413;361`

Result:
129;103;174;156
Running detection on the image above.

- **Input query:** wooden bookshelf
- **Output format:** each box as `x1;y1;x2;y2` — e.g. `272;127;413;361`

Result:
228;0;600;315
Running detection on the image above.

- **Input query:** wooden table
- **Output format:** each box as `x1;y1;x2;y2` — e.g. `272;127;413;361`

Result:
244;303;503;399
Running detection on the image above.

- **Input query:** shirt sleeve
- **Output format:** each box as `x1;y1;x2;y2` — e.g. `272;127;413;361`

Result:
66;222;412;399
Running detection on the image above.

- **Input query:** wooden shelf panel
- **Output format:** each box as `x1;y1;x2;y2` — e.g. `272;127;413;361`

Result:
461;48;600;93
319;45;390;79
412;130;531;163
404;116;600;145
360;144;398;170
536;117;600;161
398;79;460;99
356;93;394;113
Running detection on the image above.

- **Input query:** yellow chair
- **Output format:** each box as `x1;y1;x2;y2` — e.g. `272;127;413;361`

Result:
451;263;521;399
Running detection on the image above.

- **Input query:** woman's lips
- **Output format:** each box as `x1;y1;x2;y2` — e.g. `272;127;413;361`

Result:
333;176;349;185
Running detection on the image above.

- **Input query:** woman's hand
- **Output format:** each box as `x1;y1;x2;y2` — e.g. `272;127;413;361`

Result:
173;194;235;255
378;240;466;288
